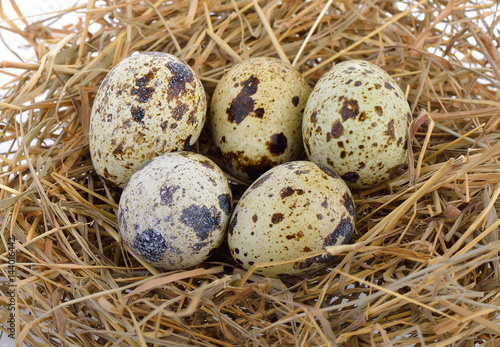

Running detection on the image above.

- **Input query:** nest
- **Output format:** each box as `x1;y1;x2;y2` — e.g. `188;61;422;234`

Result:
1;0;500;345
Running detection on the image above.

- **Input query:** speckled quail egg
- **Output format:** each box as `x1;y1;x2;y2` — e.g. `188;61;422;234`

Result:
227;161;355;277
302;60;411;189
117;151;232;269
210;57;311;182
90;52;207;188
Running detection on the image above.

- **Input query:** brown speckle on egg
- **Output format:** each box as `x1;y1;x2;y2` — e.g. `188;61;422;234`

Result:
266;133;288;155
226;75;260;124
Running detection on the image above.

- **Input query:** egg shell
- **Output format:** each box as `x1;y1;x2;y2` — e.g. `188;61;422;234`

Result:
227;161;355;277
210;57;311;182
90;52;207;188
302;60;411;189
117;151;232;269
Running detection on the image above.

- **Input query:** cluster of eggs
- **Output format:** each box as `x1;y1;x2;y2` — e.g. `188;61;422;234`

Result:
90;52;410;277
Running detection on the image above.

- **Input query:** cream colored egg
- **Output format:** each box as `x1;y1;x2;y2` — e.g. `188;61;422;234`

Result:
303;60;411;189
227;161;355;277
90;52;206;188
210;57;311;182
118;152;232;269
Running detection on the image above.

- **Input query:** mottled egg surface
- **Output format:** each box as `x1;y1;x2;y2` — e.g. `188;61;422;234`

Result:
210;57;311;182
118;152;232;269
303;60;411;189
90;52;206;188
227;161;355;277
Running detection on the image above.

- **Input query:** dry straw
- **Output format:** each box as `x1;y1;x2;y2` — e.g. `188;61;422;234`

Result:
1;0;500;346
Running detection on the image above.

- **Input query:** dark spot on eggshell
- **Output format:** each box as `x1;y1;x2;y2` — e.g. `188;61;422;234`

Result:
358;162;365;169
310;111;318;123
354;81;362;86
292;96;300;106
183;135;192;150
131;105;145;122
266;133;288;155
254;107;265;118
228;212;238;236
271;213;284;224
107;114;112;122
113;142;124;158
384;119;396;140
218;194;231;215
170;123;178;129
226;75;260;124
384;82;393;90
133;228;167;263
252;214;258;223
160;121;169;131
328;120;344;141
225;151;275;181
323;219;353;247
192;241;209;252
166;61;195;102
397;137;403;147
181;204;220;241
286;231;304;240
280;187;295;198
280;187;305;198
303;246;311;252
318;164;340;179
295;169;311;175
358;112;367;122
342;193;355;217
131;69;157;103
172;103;187;121
374;83;382;89
199;159;215;169
341;171;360;184
160;185;179;205
316;213;323;220
340;98;359;121
295;253;335;270
374;106;383;117
340;151;346;159
321;198;328;208
221;136;226;143
251;171;274;189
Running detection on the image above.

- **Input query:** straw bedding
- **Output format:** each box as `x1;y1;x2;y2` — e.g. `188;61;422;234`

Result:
1;0;500;346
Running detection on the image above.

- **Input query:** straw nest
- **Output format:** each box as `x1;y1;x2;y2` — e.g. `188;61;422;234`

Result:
1;0;500;346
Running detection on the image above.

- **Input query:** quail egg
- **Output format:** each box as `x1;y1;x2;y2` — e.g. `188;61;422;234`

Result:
90;52;207;188
302;60;411;189
118;151;232;269
227;161;355;277
210;57;311;182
